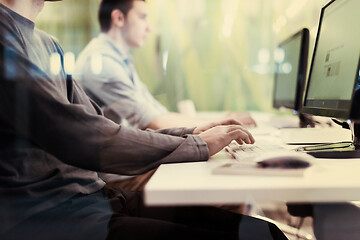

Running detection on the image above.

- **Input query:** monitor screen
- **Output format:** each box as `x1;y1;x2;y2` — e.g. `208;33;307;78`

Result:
303;0;360;120
273;28;309;112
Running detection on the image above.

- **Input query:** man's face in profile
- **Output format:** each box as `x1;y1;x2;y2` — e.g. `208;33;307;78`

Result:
122;1;151;49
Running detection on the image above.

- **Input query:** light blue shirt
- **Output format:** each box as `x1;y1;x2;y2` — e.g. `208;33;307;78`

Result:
74;34;168;129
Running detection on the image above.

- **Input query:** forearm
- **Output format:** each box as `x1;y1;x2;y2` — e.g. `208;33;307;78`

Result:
0;47;209;176
147;112;210;129
152;127;196;137
99;127;209;175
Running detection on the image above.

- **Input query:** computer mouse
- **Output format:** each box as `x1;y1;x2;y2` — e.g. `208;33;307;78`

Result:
255;152;314;169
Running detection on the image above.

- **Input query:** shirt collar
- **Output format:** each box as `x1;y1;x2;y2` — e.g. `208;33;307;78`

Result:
98;33;132;61
0;3;35;33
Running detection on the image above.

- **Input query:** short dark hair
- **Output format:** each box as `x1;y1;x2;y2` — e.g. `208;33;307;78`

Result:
98;0;145;33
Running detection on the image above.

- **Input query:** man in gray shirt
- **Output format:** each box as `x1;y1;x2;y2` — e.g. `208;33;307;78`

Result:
75;0;257;185
74;0;256;130
0;0;287;240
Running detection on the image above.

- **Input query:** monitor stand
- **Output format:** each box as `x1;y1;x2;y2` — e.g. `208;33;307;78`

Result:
299;112;316;128
303;122;360;158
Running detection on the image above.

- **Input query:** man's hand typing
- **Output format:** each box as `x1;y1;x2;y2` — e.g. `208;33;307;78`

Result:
198;125;255;156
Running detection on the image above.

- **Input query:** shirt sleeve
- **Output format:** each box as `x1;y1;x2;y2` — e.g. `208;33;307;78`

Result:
150;127;196;137
0;45;209;176
77;53;168;129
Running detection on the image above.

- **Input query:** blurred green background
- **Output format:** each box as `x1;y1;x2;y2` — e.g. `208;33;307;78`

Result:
36;0;329;113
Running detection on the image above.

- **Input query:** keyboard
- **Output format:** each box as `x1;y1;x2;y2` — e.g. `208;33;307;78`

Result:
225;140;289;162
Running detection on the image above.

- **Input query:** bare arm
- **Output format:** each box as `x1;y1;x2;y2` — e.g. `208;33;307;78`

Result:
146;112;210;129
146;112;256;130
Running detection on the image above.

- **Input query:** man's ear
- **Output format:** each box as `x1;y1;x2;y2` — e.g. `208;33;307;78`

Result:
111;9;125;28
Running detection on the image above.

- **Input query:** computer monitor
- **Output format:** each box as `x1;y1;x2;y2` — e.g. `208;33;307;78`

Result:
273;28;309;112
302;0;360;156
273;28;314;127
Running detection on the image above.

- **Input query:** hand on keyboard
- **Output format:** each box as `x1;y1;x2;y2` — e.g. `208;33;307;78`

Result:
225;140;287;162
199;125;255;156
226;112;257;127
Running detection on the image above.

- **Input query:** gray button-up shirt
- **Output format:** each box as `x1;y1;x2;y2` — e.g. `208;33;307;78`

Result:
0;4;209;235
74;34;168;129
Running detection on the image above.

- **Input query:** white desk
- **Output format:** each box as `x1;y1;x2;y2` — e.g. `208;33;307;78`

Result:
145;114;355;206
144;158;360;206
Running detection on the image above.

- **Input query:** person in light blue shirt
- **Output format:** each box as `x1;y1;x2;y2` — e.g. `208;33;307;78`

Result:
74;0;256;130
74;32;169;129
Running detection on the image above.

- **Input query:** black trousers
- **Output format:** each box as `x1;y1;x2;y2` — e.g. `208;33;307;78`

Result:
105;187;288;240
4;187;288;240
